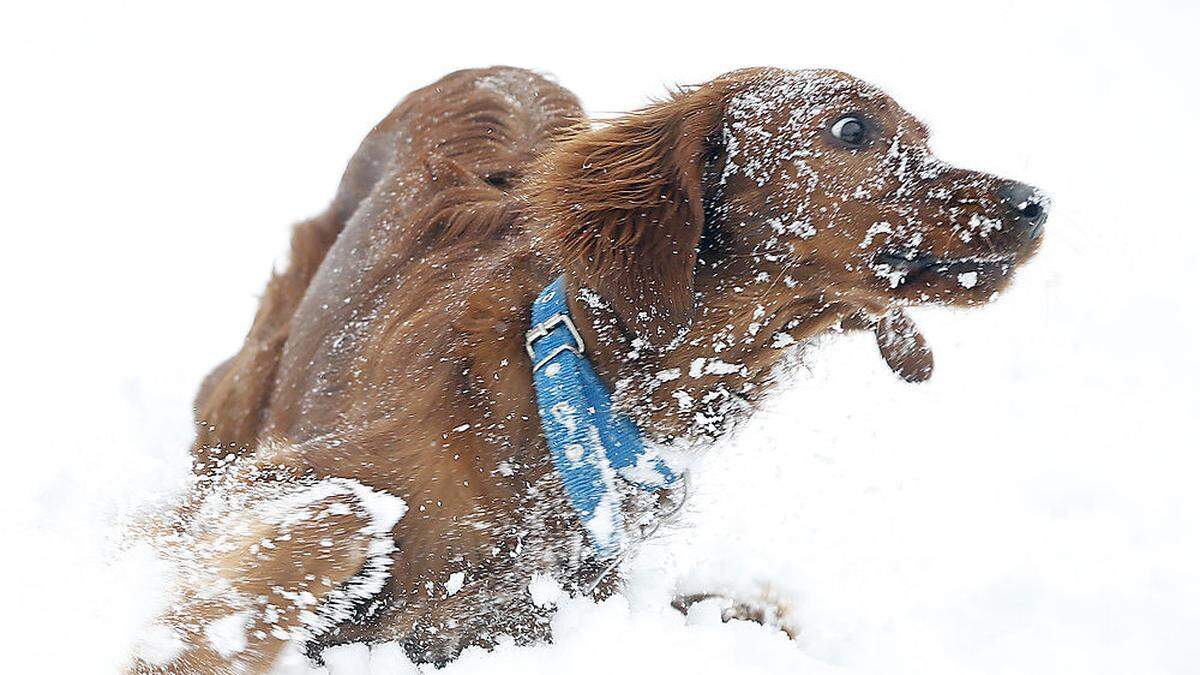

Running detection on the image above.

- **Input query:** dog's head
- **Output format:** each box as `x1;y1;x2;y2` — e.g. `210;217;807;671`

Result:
532;68;1046;383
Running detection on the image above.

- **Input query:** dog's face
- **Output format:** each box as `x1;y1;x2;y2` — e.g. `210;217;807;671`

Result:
712;69;1046;311
534;67;1047;385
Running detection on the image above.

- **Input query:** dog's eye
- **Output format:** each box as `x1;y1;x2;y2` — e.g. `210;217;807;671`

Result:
831;115;869;147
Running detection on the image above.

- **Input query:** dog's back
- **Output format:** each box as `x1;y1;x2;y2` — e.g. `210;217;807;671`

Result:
193;67;582;466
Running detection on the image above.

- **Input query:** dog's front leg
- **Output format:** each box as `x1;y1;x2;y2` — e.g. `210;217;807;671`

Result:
128;478;404;675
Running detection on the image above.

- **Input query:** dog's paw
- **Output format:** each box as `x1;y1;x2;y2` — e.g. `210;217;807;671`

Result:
671;586;799;639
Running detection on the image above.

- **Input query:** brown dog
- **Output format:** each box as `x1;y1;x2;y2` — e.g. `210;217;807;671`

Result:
130;65;1046;672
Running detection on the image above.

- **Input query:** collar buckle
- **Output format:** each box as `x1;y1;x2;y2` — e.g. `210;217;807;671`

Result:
525;313;586;372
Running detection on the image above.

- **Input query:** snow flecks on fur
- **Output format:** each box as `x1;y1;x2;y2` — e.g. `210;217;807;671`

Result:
132;456;408;671
445;571;466;597
132;624;187;667
527;573;563;608
205;611;252;658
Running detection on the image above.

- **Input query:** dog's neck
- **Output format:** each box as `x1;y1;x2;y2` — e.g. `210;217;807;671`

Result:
564;277;854;446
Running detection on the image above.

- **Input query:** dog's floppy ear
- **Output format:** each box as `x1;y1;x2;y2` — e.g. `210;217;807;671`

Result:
530;86;727;339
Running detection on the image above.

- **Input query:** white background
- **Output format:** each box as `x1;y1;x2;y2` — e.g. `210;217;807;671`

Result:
2;1;1198;673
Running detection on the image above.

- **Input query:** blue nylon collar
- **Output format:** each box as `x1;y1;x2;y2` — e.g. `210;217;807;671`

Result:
526;276;677;558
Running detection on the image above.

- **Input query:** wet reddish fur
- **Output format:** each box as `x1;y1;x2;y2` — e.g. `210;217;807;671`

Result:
530;80;732;334
139;66;1040;673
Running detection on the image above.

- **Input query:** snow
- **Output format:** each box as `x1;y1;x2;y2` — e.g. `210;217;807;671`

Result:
699;359;745;376
528;574;563;609
3;1;1199;674
206;611;251;658
133;623;186;667
445;572;466;597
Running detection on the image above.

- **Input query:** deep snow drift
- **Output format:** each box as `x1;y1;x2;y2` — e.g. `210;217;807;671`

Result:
2;1;1197;673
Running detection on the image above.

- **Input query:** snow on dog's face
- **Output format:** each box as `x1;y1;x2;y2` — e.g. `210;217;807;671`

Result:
534;67;1046;386
715;69;1046;311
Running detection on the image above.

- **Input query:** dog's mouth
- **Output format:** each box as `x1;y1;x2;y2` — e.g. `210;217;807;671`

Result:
864;251;1018;384
874;251;1017;289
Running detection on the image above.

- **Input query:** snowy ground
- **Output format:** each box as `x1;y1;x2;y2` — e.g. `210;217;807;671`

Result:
2;1;1198;673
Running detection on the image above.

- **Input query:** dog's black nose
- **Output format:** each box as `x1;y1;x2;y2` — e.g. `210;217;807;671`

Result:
997;180;1048;239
